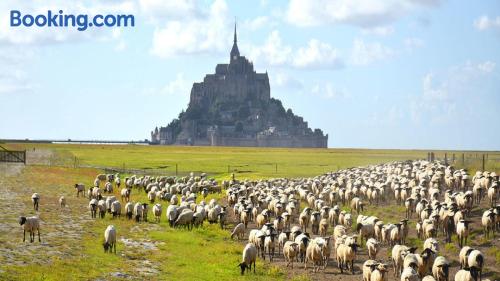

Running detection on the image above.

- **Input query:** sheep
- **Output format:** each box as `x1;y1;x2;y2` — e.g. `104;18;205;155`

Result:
456;219;472;247
283;241;299;268
133;203;143;222
141;203;149;222
31;193;40;211
110;201;121;218
357;222;375;245
120;188;131;202
264;234;277;261
351;197;364;214
105;182;113;193
254;212;265;229
401;267;420;281
294;233;310;263
19;216;41;243
404;248;436;277
74;183;85;197
218;211;227;229
125;202;133;220
423;276;437;281
334;225;347;238
432;256;450;281
238;243;257;275
481;209;495;238
487;185;497;207
416;221;423;239
459;246;474;269
166;205;178;227
97;199;106;219
174;209;194;230
305;237;325;272
231;223;245;240
467;250;484;281
89;199;98;218
423;238;439;253
363;260;378;281
105;196;116;213
336;239;359;274
454;267;480;281
274;216;285;234
59;196;66;208
103;225;116;254
392;245;417;277
344;212;353;228
148;190;156;203
371;263;389;281
153;203;162;223
366;238;380;259
299;208;312;232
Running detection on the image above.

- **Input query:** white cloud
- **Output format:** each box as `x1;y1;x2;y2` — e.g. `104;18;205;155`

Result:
271;72;303;90
247;31;343;69
285;0;438;28
242;16;269;31
361;26;395;36
474;15;500;31
138;0;197;23
150;0;230;58
477;61;496;73
142;73;191;96
350;39;393;65
0;47;36;95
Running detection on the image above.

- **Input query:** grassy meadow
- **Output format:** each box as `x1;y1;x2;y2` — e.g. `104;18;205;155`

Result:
0;143;499;281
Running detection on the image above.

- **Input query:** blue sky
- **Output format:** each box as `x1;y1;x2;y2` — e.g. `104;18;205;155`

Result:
0;0;499;150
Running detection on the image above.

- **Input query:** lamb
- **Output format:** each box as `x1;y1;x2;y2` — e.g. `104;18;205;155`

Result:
238;243;257;275
31;193;40;211
19;216;41;243
456;219;472;247
283;241;299;268
103;225;116;254
110;201;121;218
336;239;358;274
231;223;245;240
153;203;162;223
366;238;380;259
59;196;66;208
89;199;98;218
432;256;450;281
74;183;85;197
467;250;484;281
401;267;420;281
120;188;131;202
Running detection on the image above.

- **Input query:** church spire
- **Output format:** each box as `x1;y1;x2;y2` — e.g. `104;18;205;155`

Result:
230;20;240;63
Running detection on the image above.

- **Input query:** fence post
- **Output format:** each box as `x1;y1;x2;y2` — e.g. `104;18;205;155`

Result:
444;153;448;165
452;154;455;163
24;150;26;165
227;165;230;173
275;163;278;173
462;153;465;165
175;164;178;176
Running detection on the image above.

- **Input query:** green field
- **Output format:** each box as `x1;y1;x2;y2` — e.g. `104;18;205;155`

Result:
0;143;499;281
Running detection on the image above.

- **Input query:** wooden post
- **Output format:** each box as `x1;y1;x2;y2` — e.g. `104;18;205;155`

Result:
462;153;465;165
175;164;178;176
452;154;455;163
275;163;278;173
444;153;448;165
24;150;26;165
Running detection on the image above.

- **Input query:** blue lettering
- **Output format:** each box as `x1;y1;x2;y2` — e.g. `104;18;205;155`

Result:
10;10;21;26
23;15;34;27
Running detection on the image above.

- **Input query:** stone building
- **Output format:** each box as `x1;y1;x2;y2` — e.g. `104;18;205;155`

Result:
151;25;328;148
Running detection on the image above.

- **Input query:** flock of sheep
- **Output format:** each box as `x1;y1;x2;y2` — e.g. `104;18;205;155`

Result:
226;160;498;280
18;159;498;281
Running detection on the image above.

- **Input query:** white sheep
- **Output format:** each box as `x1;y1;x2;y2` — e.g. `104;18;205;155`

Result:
89;199;98;218
120;188;130;202
231;223;245;240
103;225;116;253
392;245;417;277
423;238;439;253
174;209;194;230
366;238;380;259
305;237;325;272
283;241;299;268
133;202;144;222
238;243;257;275
59;196;66;208
31;193;40;211
110;201;121;218
467;250;484;281
481;209;495;238
456;219;472;247
97;199;106;219
401;267;420;281
459;246;474;269
125;202;133;220
19;216;41;243
264;234;277;262
153;203;162;223
432;256;450;281
454;268;480;281
336;239;358;274
363;260;377;281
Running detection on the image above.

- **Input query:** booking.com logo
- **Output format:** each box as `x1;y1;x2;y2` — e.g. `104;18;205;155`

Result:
10;10;135;31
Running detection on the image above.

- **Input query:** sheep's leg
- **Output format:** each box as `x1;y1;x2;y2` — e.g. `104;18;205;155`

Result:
37;229;41;242
23;230;25;242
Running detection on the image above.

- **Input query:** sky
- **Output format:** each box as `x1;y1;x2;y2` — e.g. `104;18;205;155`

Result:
0;0;499;150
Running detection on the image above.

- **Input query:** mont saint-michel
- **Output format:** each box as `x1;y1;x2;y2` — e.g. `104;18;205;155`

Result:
150;26;328;148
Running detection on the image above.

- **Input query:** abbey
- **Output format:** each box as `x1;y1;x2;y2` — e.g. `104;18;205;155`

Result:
151;25;328;148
